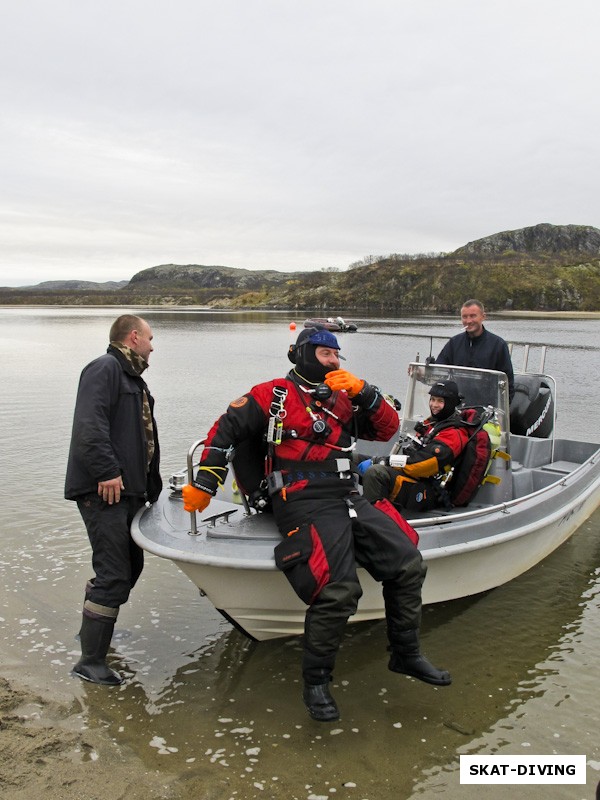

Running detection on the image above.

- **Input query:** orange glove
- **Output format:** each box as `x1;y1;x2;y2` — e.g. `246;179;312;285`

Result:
182;484;212;513
325;369;365;398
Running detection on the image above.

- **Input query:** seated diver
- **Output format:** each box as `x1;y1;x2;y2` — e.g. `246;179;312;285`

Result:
361;380;488;511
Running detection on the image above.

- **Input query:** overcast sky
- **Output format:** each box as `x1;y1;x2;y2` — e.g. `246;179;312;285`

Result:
1;1;598;286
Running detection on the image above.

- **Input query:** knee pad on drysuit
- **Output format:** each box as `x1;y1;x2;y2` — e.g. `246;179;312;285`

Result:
304;581;362;658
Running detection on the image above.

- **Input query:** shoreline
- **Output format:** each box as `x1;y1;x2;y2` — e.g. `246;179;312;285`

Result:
493;309;600;319
2;304;600;320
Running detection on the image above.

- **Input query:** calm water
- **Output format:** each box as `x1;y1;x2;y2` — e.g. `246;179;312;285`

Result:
1;307;599;799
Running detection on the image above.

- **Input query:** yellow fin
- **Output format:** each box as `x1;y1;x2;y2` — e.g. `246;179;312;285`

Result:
482;474;502;485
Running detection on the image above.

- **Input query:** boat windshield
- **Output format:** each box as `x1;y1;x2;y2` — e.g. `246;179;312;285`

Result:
403;363;510;437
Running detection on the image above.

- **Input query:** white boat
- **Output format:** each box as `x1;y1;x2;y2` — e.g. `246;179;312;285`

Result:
131;359;600;641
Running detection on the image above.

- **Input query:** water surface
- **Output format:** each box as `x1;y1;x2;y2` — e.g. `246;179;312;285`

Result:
1;307;599;799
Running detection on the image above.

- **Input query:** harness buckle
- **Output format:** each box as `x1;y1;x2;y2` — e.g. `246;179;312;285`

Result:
334;458;351;472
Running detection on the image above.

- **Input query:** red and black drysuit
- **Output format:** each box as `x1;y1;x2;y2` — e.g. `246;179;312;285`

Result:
195;370;426;684
362;410;473;509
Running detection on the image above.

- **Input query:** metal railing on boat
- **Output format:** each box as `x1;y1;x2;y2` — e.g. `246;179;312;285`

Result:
186;438;252;535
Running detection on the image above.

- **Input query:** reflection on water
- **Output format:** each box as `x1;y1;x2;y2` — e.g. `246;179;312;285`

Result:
1;308;600;798
65;513;598;800
5;511;593;799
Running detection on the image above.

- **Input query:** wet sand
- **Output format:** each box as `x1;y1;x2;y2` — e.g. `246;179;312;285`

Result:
0;674;177;799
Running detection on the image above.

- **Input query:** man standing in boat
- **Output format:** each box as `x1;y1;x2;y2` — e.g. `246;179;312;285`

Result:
182;327;450;722
65;315;162;685
432;299;515;401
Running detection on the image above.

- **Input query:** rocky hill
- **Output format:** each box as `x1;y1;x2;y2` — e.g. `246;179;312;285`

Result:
17;279;129;291
2;223;600;312
454;223;600;257
128;263;302;291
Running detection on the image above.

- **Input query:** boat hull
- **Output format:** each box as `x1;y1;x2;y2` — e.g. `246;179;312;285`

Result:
303;317;358;332
132;442;600;641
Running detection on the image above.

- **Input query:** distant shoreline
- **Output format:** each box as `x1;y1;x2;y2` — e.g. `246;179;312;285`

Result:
493;310;600;319
2;304;600;320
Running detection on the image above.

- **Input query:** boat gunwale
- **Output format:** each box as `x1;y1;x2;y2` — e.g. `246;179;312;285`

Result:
412;442;600;529
132;442;600;570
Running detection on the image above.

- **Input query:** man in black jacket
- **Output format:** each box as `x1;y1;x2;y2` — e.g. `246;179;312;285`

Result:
434;299;514;401
65;315;161;685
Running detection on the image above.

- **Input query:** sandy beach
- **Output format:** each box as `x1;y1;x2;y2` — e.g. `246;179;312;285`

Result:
0;673;178;800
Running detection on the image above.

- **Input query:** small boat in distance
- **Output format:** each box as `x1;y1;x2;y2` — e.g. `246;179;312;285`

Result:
303;316;358;332
132;359;600;641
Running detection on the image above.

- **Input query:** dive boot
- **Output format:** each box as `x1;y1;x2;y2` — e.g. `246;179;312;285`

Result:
388;629;451;686
72;615;123;686
302;680;340;722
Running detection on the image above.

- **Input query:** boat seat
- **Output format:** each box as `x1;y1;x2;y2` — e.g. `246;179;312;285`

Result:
509;435;552;468
512;470;534;498
513;465;566;497
541;460;581;475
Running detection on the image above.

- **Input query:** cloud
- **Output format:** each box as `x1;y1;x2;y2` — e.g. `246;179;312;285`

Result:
1;0;599;285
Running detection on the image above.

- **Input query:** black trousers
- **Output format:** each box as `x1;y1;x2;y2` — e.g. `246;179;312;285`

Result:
76;493;146;612
273;484;426;679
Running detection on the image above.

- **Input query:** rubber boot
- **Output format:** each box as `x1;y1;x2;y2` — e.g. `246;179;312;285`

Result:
75;580;96;642
302;669;340;722
72;615;123;686
388;629;451;686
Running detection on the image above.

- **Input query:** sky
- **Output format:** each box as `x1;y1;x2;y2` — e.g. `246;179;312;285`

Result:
1;1;599;286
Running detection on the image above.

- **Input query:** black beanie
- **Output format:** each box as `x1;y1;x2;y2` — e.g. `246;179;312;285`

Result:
428;380;461;420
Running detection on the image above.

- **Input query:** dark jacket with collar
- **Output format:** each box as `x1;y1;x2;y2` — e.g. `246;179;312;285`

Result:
435;326;514;400
65;346;162;502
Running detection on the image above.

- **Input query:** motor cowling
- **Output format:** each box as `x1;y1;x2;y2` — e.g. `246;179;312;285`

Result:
510;375;554;438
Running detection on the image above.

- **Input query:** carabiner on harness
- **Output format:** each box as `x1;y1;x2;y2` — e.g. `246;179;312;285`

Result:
267;386;288;445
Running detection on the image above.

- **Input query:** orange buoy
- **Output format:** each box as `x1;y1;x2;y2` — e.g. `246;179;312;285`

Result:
289;321;296;330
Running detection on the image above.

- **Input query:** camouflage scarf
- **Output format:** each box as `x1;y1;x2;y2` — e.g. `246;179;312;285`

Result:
110;341;155;470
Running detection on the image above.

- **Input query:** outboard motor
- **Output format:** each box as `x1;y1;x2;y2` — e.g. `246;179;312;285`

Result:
510;375;554;438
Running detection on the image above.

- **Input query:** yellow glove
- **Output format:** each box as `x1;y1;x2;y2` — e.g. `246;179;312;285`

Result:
182;484;212;513
325;369;365;398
